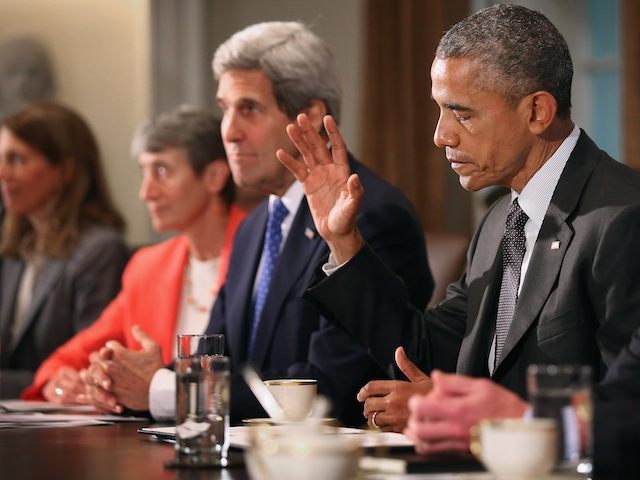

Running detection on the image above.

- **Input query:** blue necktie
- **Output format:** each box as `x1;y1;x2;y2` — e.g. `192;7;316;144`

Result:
248;199;289;354
495;198;528;364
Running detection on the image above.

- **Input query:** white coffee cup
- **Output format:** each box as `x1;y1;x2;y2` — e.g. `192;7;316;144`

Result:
470;418;558;478
246;424;361;480
264;379;317;421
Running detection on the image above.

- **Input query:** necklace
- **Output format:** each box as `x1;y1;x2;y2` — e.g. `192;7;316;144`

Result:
183;262;218;313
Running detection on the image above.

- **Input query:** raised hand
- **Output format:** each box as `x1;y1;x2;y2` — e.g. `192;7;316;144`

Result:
277;114;364;264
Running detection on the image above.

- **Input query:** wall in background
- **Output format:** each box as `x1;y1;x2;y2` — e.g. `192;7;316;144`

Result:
0;2;630;243
0;1;151;244
0;1;364;244
472;0;622;162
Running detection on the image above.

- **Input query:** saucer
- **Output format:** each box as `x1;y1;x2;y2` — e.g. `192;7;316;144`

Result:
242;417;336;426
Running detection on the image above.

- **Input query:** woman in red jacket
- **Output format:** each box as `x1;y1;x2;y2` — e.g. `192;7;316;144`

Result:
23;107;248;403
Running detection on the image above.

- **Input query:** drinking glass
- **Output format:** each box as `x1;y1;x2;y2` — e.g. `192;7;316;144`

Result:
527;364;592;475
176;333;224;358
174;334;229;466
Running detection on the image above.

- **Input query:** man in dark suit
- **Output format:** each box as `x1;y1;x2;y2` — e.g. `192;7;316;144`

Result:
114;22;432;425
77;22;431;424
203;21;432;425
278;4;640;432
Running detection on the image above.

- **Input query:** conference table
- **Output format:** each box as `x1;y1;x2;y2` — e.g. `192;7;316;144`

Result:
0;422;246;480
0;421;584;479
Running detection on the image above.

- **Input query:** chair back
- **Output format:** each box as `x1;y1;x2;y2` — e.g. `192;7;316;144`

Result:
425;231;469;306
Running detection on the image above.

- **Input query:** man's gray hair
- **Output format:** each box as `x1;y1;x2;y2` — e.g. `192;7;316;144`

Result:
213;21;342;123
436;4;573;118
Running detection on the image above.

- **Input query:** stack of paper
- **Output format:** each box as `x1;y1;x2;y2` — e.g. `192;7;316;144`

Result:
0;400;148;428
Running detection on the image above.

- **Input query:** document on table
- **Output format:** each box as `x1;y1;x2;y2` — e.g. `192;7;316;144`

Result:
0;400;148;428
0;399;96;413
138;425;415;449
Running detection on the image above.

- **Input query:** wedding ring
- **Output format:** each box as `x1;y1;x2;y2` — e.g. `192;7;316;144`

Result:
55;387;63;397
371;410;381;429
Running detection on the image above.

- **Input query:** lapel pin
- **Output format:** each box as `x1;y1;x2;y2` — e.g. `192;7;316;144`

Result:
304;227;315;240
550;241;560;250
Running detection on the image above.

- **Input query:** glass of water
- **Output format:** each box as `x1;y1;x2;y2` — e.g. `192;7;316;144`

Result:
527;364;593;475
175;334;229;467
176;333;224;358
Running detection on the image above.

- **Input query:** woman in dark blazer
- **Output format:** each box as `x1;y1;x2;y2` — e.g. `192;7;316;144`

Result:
0;101;129;398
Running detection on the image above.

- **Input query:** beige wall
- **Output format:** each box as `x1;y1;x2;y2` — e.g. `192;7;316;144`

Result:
0;1;364;244
0;0;152;244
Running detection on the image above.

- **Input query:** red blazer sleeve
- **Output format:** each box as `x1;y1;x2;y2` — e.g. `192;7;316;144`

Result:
23;204;246;400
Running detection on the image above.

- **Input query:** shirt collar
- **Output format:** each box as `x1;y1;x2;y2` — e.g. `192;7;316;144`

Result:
513;125;581;228
268;181;304;219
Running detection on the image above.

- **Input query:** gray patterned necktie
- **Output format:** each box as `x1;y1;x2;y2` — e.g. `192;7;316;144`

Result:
494;198;528;364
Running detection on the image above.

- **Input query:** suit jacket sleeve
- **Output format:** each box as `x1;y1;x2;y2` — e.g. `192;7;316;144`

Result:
307;243;467;376
596;324;640;401
593;326;640;478
211;194;432;424
587;203;640;368
593;400;640;479
305;198;485;376
299;198;432;420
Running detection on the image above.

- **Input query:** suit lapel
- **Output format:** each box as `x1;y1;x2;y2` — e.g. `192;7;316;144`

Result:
495;132;599;372
457;198;508;375
249;200;325;366
0;258;23;358
9;258;66;352
227;204;268;366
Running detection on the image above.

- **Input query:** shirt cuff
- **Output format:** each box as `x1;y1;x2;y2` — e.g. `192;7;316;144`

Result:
149;367;176;421
321;252;350;276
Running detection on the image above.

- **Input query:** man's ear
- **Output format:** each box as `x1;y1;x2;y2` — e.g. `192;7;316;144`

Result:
525;91;557;135
304;99;328;134
202;159;231;195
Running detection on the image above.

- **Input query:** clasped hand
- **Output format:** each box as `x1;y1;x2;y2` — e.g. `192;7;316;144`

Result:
404;372;528;455
78;325;165;413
